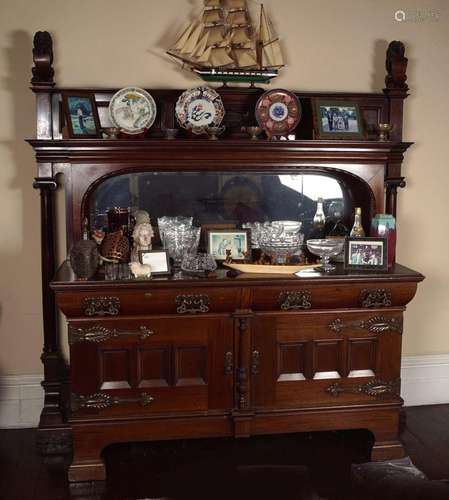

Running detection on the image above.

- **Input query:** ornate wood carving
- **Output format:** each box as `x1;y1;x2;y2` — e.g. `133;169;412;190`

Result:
386;177;406;217
31;31;55;87
83;297;120;316
385;41;408;91
68;325;154;345
71;392;154;411
329;316;403;335
224;351;234;376
360;289;392;308
251;350;260;375
176;294;210;314
279;291;312;311
237;317;249;409
326;379;400;398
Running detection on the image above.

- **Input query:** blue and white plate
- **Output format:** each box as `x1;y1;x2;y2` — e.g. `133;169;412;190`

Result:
176;86;225;133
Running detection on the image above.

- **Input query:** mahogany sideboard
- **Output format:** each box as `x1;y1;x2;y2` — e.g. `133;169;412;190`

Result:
27;32;423;484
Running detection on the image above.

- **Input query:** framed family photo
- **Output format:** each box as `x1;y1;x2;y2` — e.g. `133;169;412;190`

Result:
206;229;251;262
313;99;365;140
139;250;171;275
62;92;101;138
345;237;388;271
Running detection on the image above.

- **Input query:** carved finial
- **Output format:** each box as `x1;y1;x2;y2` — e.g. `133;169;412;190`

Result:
31;31;55;87
385;41;408;91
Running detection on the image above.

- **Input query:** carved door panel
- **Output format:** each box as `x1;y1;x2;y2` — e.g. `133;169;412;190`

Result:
252;310;403;409
69;316;233;417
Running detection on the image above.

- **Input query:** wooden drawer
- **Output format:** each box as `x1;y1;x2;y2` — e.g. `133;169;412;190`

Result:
251;282;417;311
69;315;234;418
56;286;240;318
252;310;403;409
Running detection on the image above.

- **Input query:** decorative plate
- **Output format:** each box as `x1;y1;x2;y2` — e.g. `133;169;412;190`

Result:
109;87;157;134
176;86;225;133
255;89;301;137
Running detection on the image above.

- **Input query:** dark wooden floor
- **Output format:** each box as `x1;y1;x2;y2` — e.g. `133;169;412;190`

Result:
1;405;449;500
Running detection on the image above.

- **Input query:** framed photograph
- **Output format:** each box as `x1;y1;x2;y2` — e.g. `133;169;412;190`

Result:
62;92;101;138
206;229;251;262
313;99;365;140
345;237;388;271
139;250;171;275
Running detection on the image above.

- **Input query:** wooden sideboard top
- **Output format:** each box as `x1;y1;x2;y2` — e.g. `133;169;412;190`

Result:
51;261;424;291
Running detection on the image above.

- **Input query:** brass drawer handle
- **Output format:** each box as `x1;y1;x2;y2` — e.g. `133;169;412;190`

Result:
144;292;153;299
83;296;120;316
279;291;312;311
176;294;210;314
224;352;233;375
69;325;155;344
326;379;400;398
71;392;155;411
329;316;403;335
251;350;260;375
360;289;392;308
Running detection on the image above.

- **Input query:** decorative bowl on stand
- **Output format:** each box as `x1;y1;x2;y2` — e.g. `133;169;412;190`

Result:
306;239;345;272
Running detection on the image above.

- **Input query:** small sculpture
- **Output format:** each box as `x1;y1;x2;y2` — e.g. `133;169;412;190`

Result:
225;249;233;264
70;240;99;280
129;261;152;278
131;220;155;263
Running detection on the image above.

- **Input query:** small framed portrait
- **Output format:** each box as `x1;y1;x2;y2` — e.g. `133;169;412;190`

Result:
62;92;101;138
206;229;251;262
139;250;171;275
345;237;388;271
313;99;365;140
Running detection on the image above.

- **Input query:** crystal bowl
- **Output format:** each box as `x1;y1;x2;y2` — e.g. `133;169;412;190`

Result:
306;238;345;272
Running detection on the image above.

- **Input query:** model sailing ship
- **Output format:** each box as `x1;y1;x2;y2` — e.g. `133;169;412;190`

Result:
167;0;285;85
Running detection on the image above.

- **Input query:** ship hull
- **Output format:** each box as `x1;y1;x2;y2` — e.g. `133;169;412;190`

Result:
193;68;278;85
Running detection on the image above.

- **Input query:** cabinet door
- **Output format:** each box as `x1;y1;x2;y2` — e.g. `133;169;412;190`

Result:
252;310;403;409
69;315;234;417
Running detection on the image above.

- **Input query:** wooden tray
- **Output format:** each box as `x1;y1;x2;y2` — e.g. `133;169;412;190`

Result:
223;263;319;275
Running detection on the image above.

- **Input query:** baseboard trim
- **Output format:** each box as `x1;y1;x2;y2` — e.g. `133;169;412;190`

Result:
0;374;43;429
401;354;449;407
0;355;448;428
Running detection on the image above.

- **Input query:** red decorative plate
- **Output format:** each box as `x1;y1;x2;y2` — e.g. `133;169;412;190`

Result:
255;89;301;137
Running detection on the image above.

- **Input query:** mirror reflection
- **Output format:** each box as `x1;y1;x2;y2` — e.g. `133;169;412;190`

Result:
89;172;346;242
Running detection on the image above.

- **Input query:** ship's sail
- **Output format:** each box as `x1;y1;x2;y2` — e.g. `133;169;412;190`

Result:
167;0;284;74
259;6;284;68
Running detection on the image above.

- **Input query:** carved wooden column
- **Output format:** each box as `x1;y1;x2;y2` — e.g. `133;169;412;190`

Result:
31;32;71;457
383;41;409;142
383;41;409;216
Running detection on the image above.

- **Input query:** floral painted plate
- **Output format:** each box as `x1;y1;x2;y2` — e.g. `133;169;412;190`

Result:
109;87;157;134
255;89;301;137
176;86;225;134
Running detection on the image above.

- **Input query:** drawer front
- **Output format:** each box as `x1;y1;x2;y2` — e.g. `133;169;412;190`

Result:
251;282;417;311
57;287;240;318
69;316;234;418
252;310;403;409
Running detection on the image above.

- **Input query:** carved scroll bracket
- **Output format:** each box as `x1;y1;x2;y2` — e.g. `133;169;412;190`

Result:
326;379;400;398
279;291;312;311
31;31;55;88
71;392;154;412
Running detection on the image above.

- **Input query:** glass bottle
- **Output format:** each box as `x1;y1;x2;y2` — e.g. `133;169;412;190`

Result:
350;207;365;237
313;197;326;228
